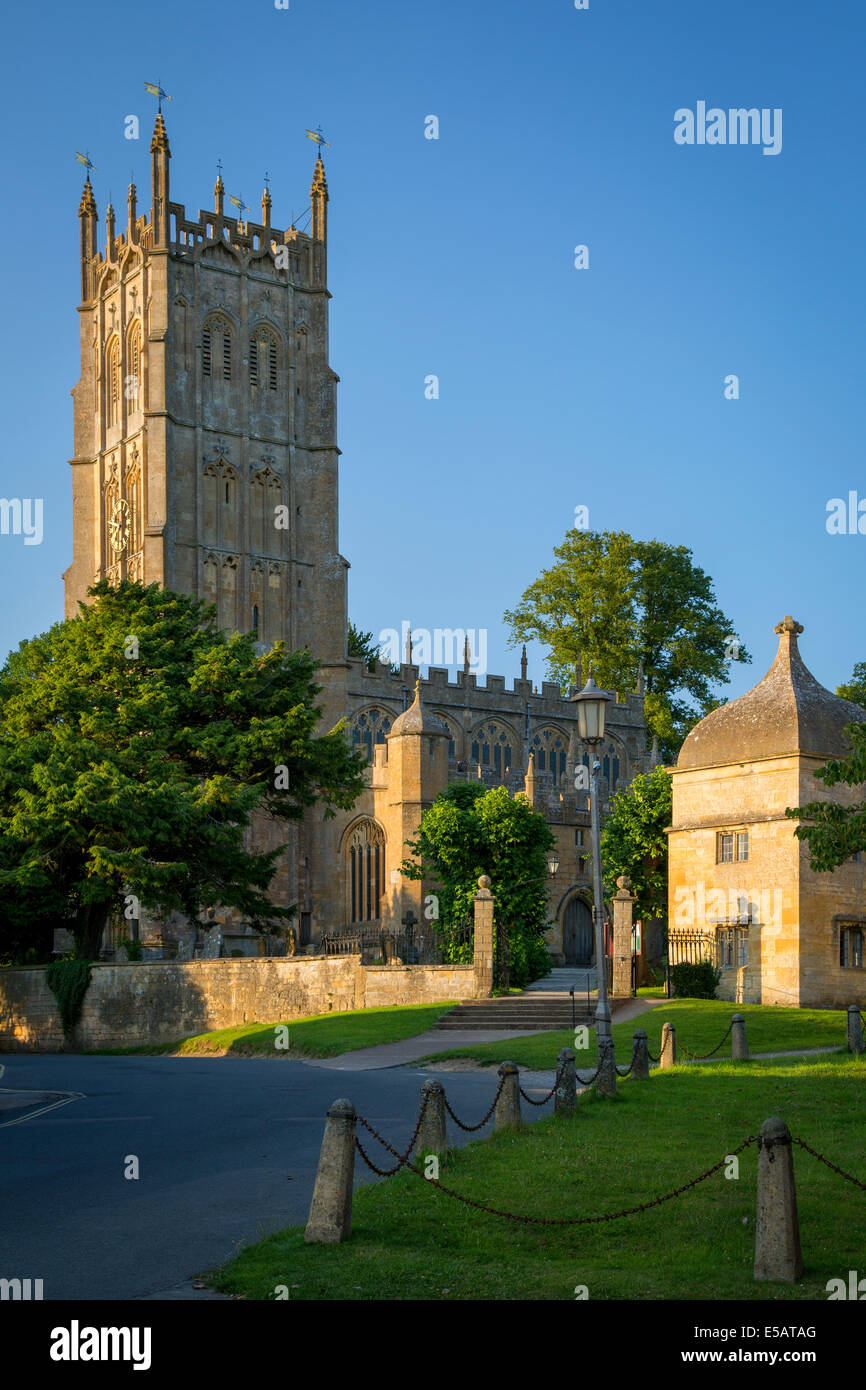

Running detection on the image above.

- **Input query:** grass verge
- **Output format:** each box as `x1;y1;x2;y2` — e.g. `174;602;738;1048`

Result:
415;998;851;1070
87;1002;457;1058
209;1052;866;1300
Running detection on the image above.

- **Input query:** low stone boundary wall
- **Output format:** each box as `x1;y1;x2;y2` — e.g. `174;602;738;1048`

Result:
0;957;479;1052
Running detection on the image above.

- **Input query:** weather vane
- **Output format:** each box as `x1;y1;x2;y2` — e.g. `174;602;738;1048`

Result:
144;81;173;114
75;151;97;179
228;193;248;224
304;126;331;154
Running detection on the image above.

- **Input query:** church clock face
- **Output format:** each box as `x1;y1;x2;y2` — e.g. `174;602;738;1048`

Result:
108;499;131;554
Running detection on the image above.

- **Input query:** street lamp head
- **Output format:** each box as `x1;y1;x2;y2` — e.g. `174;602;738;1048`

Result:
569;673;612;745
546;852;559;878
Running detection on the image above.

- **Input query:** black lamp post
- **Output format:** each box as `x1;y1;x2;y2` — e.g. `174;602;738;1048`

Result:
570;674;613;1043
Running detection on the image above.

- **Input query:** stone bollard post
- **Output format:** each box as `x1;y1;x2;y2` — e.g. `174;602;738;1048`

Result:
632;1029;650;1080
754;1117;804;1283
847;1005;864;1055
554;1047;577;1115
595;1037;617;1097
731;1013;749;1060
660;1022;677;1068
305;1098;357;1244
415;1079;447;1156
494;1061;522;1131
473;875;495;998
611;876;635;998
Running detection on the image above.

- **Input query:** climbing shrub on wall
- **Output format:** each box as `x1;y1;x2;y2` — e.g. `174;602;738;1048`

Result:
45;959;93;1037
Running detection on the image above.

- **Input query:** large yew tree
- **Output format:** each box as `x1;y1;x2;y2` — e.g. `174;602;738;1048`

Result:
504;530;749;761
0;582;366;960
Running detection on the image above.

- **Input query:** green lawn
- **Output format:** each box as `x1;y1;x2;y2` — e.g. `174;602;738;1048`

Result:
209;1052;866;1301
415;998;851;1071
89;1002;457;1058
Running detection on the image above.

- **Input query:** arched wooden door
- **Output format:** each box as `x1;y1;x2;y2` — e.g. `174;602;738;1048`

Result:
562;897;593;966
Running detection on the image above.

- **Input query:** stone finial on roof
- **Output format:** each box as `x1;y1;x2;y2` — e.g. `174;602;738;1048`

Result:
774;615;804;638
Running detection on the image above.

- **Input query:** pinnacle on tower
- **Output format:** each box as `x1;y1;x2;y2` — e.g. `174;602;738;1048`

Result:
78;179;97;218
78;177;98;301
261;174;272;227
149;111;171;154
310;152;328;251
149;112;171;246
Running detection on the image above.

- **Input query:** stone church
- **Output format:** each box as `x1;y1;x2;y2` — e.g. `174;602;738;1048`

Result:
64;115;652;965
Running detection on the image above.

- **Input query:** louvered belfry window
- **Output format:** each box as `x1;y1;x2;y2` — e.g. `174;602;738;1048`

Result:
250;331;278;392
202;317;231;381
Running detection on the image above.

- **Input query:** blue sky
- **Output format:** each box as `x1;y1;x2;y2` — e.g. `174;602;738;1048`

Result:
0;0;863;705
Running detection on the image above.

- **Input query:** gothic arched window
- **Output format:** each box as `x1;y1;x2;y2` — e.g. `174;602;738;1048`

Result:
350;707;393;761
601;741;622;793
202;314;232;382
531;727;568;782
126;322;141;408
470;721;514;777
432;712;459;760
106;337;122;427
345;819;385;924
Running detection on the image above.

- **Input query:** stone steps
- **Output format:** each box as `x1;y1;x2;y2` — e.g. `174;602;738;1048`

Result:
438;1000;595;1031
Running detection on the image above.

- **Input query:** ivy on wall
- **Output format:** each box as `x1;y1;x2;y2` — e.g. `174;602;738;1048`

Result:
45;959;93;1038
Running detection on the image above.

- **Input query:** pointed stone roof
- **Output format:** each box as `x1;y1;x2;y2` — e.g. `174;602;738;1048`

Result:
389;680;450;738
677;616;866;770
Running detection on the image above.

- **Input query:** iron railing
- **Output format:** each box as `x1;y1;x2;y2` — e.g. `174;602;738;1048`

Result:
320;921;474;965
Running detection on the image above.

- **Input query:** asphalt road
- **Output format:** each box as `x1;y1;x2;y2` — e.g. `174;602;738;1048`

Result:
0;1054;522;1301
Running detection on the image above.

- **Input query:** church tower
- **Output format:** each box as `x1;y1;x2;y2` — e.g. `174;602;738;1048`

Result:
64;116;348;699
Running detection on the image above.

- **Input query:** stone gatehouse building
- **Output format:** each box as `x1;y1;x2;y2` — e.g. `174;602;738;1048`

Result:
63;115;653;965
668;616;866;1008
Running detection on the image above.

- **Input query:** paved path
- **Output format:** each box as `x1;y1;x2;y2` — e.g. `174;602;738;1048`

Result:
305;1026;553;1071
306;998;662;1072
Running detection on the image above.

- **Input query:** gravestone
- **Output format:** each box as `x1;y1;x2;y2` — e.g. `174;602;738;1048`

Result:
202;927;222;960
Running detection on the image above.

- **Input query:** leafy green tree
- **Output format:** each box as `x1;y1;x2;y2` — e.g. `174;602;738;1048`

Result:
837;662;866;709
504;530;749;762
786;723;866;870
402;783;556;987
348;620;379;671
347;620;399;676
0;582;367;960
600;766;672;923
